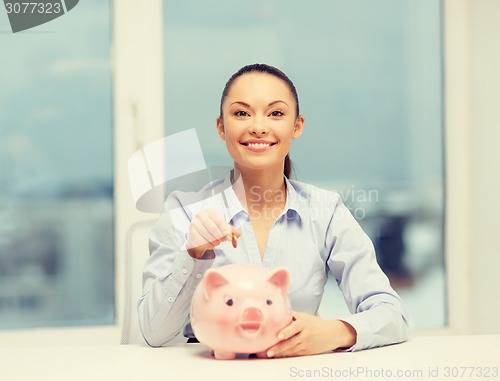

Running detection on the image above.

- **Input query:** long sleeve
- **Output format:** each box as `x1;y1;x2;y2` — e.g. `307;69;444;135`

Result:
137;194;214;347
326;199;409;351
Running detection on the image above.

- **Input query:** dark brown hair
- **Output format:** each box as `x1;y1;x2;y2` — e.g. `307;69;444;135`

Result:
219;64;299;178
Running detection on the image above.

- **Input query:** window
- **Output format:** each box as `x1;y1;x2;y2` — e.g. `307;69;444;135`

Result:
0;0;448;336
163;0;445;329
0;0;113;329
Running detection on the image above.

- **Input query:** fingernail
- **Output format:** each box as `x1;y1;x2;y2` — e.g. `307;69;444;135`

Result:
226;234;232;241
277;333;284;340
267;350;274;358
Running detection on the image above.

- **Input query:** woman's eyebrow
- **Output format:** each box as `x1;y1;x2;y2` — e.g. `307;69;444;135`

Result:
229;100;288;108
268;100;288;107
230;101;251;108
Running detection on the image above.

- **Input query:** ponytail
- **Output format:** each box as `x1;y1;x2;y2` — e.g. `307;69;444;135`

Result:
284;154;293;179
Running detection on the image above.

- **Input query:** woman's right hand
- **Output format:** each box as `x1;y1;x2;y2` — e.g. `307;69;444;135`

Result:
185;208;240;259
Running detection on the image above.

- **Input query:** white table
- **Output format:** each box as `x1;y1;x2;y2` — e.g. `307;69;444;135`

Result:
1;335;499;381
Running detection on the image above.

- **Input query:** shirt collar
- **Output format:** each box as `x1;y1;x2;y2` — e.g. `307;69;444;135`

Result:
220;171;247;227
283;176;306;220
217;170;305;225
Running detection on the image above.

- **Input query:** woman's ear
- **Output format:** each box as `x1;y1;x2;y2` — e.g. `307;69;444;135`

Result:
216;117;225;141
292;115;305;139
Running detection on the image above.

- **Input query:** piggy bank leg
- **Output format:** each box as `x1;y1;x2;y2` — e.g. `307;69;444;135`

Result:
213;349;237;360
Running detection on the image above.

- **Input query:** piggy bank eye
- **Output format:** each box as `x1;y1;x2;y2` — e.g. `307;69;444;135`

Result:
224;296;233;306
266;299;273;306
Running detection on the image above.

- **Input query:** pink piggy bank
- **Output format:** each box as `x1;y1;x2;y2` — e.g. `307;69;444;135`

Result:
190;264;292;360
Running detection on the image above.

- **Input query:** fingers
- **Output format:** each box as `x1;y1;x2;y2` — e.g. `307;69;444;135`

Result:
276;314;298;341
267;313;304;358
267;333;302;359
229;226;241;248
266;312;342;358
192;214;224;247
186;208;239;252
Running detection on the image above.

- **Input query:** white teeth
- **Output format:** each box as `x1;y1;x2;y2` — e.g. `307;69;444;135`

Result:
247;143;272;148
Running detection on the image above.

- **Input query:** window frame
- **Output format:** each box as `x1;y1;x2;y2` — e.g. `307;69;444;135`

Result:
0;0;164;346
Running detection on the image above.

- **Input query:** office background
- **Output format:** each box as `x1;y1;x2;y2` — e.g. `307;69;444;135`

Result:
0;0;499;344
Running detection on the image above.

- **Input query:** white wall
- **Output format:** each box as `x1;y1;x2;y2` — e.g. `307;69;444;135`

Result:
445;0;500;334
113;0;165;333
467;0;500;334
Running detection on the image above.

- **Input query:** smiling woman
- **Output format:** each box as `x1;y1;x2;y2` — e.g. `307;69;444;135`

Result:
216;65;304;180
217;64;303;179
138;64;409;357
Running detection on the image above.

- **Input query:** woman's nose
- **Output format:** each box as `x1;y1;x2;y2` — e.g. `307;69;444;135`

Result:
249;117;268;135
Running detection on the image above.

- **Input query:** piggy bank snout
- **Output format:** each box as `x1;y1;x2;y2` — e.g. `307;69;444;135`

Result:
241;307;263;322
239;306;264;337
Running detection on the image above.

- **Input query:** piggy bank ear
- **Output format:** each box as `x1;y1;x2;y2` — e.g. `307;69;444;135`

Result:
267;267;290;296
203;269;229;301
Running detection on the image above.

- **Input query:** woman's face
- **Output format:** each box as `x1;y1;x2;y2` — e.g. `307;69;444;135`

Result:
217;72;304;175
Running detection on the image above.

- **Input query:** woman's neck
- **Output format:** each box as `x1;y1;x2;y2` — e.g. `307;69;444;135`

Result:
232;165;286;216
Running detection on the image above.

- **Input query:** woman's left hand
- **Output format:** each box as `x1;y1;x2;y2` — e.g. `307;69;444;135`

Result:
260;311;357;358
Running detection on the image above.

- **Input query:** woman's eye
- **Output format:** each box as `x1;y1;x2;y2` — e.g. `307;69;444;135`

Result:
234;110;249;117
270;110;284;117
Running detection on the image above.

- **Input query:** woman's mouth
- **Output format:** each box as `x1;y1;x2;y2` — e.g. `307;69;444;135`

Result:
241;141;277;152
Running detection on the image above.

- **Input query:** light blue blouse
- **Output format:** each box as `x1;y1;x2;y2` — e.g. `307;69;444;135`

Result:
138;172;409;350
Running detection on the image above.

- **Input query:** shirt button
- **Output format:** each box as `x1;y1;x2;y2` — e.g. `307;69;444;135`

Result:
195;273;202;279
182;267;188;275
167;297;173;302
